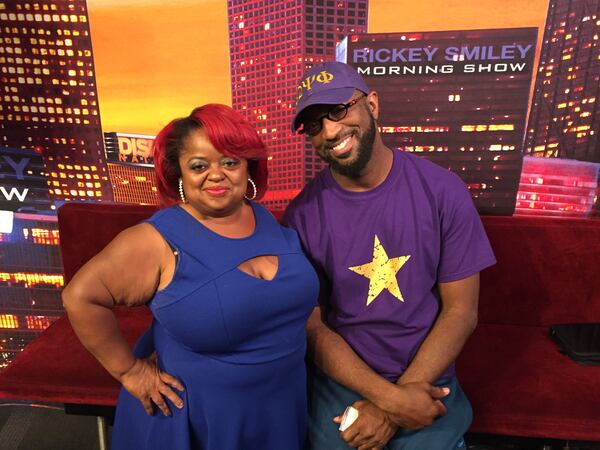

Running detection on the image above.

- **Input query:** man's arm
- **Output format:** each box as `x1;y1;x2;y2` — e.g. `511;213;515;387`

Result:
306;307;449;430
397;273;479;385
307;307;392;402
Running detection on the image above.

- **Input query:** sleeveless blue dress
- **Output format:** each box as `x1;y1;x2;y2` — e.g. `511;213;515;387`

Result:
111;203;318;450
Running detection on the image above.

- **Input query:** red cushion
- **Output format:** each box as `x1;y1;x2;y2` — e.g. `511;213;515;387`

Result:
480;216;600;326
58;202;158;284
458;324;600;441
0;307;150;405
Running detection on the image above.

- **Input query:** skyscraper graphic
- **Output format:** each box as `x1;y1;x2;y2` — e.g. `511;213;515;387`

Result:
227;0;369;210
0;147;61;369
516;0;600;216
0;0;113;368
515;155;599;216
104;132;158;205
0;0;112;202
525;0;600;162
0;212;62;369
341;28;538;215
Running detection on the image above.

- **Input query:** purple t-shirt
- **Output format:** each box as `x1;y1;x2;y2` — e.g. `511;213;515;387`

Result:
284;149;496;382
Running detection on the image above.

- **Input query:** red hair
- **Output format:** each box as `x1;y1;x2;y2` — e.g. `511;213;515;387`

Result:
153;104;269;207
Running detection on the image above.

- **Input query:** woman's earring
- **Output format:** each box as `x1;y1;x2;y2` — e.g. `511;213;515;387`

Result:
245;177;257;201
178;178;187;203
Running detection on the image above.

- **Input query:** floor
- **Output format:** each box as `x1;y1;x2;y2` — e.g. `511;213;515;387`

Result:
0;404;103;450
0;404;598;450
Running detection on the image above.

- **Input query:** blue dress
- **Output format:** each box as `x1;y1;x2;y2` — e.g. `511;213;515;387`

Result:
111;203;318;450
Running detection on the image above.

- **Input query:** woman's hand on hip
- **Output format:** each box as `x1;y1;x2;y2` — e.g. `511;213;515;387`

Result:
120;353;185;416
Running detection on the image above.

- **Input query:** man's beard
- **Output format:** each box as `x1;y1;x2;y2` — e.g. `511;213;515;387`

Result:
317;112;376;178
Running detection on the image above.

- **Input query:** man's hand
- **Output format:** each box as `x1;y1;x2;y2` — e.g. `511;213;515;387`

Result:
380;382;449;429
334;400;397;450
120;353;185;416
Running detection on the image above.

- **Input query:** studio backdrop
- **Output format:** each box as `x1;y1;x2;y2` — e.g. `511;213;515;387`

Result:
0;0;599;369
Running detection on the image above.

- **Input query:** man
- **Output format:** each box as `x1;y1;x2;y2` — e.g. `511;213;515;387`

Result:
284;61;496;450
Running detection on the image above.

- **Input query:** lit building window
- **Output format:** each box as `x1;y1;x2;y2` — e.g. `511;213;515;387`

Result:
25;316;58;330
462;124;515;132
0;315;19;329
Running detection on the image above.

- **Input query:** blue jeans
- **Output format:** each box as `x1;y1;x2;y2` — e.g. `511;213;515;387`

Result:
308;369;471;450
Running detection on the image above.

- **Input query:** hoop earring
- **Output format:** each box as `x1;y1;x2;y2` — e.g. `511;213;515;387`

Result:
245;177;257;201
178;178;187;204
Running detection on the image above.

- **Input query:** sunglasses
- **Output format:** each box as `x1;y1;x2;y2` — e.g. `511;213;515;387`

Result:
298;93;367;137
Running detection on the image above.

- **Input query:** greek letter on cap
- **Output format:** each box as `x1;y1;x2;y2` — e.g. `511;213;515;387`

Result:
301;75;316;91
315;71;333;84
296;85;303;102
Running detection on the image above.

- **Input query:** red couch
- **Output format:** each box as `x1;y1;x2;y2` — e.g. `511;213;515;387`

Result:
457;216;600;442
0;203;156;406
0;204;598;443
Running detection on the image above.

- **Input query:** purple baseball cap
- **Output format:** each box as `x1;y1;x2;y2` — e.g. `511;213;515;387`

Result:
292;61;369;132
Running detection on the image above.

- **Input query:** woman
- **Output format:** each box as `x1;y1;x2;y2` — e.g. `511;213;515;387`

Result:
62;104;319;449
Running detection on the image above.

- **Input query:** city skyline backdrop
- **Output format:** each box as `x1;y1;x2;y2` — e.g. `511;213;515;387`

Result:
88;0;550;135
0;0;598;369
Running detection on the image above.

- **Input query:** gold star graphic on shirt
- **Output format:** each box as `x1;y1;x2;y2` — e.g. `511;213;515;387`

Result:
348;235;411;306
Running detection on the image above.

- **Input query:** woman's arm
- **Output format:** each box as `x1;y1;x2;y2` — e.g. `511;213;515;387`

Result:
62;223;184;416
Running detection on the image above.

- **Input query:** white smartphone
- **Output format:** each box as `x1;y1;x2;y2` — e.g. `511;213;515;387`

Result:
338;406;359;431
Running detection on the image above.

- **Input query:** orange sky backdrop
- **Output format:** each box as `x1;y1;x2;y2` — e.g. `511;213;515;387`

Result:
88;0;549;135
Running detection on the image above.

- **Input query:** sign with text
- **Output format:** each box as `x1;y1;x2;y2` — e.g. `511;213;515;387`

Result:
104;132;155;165
0;147;51;212
345;29;536;77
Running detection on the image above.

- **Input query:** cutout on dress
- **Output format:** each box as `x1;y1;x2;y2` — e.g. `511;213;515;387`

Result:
237;255;279;281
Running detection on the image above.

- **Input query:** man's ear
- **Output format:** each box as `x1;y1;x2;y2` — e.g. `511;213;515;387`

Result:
367;91;379;121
